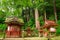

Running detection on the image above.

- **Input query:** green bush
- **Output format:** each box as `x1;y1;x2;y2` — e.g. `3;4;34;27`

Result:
0;24;7;31
56;20;60;36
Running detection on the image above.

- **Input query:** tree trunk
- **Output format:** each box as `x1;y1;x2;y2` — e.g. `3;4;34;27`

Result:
44;0;47;21
44;10;47;21
53;0;57;23
26;7;30;22
35;8;40;37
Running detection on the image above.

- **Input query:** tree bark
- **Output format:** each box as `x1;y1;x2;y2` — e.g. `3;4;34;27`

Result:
35;8;40;37
44;0;47;21
35;8;40;30
53;0;57;23
44;10;47;21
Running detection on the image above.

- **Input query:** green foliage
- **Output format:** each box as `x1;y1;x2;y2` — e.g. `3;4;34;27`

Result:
23;17;35;30
57;20;60;24
0;24;7;31
49;15;55;20
56;0;60;8
56;20;60;36
28;18;35;29
0;11;5;23
39;16;44;26
0;18;5;24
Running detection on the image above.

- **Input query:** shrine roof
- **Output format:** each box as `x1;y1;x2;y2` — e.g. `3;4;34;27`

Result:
43;20;57;28
5;17;24;26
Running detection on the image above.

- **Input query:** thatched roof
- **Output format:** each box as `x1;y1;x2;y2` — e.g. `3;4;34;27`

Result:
5;17;24;26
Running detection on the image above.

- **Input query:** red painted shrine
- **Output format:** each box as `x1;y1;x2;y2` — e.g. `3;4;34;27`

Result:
43;20;57;37
5;17;24;38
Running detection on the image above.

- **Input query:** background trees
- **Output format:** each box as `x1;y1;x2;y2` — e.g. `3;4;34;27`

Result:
0;0;60;36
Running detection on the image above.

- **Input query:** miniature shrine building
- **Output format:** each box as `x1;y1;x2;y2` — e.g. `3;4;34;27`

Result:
5;17;24;38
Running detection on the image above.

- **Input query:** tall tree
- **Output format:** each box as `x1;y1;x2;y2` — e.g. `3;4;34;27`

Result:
35;8;40;37
43;0;47;21
34;0;41;37
53;0;57;23
44;10;47;21
35;8;40;30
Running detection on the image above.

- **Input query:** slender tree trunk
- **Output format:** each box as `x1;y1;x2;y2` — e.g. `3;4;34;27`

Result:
43;0;47;21
26;7;30;22
35;8;40;37
44;10;47;21
53;0;57;23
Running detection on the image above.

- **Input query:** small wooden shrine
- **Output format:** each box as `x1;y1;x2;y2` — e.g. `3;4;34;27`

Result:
43;20;57;37
5;17;24;38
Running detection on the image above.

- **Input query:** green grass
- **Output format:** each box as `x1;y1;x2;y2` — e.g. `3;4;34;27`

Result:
0;33;5;38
